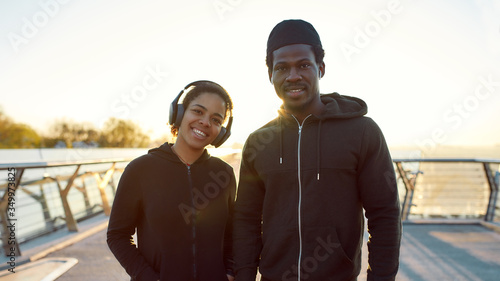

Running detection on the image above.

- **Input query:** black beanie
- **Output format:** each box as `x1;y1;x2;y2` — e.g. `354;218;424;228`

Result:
266;19;322;56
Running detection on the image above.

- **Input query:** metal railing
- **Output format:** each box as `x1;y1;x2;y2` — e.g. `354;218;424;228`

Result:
0;159;132;256
0;156;499;257
394;158;500;222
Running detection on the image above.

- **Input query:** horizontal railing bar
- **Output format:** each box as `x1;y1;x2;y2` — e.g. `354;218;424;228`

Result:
0;168;125;191
393;158;500;164
1;157;498;169
0;158;133;170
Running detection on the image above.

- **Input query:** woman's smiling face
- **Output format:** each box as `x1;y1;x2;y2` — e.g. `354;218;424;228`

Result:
177;92;226;151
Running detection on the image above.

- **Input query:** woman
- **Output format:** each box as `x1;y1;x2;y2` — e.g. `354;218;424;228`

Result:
107;81;236;281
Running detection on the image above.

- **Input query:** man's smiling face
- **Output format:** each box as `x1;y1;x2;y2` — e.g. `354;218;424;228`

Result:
269;44;325;114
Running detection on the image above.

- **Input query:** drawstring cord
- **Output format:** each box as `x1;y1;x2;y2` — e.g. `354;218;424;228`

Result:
279;117;283;164
316;120;322;181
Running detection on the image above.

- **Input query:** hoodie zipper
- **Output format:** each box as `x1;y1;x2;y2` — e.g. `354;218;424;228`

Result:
187;165;197;281
292;114;312;281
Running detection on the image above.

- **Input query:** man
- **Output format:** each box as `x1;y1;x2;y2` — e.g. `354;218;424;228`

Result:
233;19;401;281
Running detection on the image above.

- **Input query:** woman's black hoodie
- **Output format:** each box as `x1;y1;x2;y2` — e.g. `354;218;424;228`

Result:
107;143;236;281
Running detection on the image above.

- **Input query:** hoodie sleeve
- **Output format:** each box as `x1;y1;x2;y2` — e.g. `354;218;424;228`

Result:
223;166;237;276
106;161;160;281
232;137;265;281
357;118;402;280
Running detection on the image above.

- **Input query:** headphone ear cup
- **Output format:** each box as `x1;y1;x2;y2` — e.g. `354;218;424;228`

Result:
174;104;184;128
170;88;186;127
211;116;232;147
211;127;230;148
169;100;177;126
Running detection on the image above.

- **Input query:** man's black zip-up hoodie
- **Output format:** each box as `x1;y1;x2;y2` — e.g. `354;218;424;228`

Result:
107;143;236;281
233;93;401;281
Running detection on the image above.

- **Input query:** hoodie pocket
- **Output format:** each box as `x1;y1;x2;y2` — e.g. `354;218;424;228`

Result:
159;249;191;280
295;227;355;281
259;227;299;279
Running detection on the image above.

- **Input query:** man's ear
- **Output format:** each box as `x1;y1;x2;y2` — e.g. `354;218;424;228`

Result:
319;62;325;78
268;69;273;83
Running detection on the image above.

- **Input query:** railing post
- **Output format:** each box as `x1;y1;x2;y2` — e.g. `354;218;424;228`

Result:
483;163;499;222
54;165;81;232
0;168;24;257
395;162;415;221
73;175;92;217
19;184;53;229
93;163;116;216
39;184;52;228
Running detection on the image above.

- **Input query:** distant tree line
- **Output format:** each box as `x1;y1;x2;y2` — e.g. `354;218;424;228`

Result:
0;110;41;148
0;110;159;148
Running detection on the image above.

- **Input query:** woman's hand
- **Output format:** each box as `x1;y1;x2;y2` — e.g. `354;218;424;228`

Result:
227;274;235;281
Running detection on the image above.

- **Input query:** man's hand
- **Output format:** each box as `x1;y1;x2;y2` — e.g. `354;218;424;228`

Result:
227;274;235;281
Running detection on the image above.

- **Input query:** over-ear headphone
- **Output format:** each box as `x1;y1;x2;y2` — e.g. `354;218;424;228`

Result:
169;80;233;148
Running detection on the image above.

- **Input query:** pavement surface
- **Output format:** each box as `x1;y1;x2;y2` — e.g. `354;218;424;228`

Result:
398;222;500;281
0;215;499;281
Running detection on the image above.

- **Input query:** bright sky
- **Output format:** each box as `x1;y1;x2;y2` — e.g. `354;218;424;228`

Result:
1;0;499;150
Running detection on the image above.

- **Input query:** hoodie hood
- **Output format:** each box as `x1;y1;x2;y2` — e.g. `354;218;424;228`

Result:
148;142;211;164
318;92;367;119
